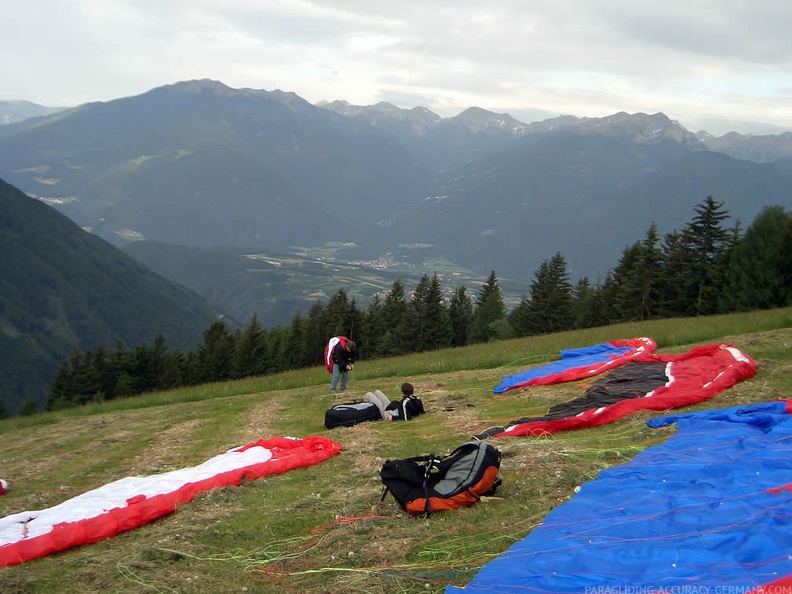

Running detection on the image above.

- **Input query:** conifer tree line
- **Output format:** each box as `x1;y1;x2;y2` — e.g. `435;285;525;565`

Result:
47;198;792;412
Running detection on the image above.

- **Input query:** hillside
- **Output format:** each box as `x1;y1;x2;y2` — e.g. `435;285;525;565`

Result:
1;309;790;593
0;178;224;414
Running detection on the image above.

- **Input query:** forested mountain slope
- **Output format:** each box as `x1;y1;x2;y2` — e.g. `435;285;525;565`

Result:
0;178;224;414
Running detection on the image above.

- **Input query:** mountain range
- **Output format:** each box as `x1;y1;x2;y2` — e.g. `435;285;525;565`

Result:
2;82;790;288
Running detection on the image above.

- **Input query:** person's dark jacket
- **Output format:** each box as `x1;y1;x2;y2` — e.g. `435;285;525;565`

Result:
386;396;425;421
331;342;356;369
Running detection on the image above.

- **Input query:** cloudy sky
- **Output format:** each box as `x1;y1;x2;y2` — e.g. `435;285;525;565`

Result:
4;0;792;135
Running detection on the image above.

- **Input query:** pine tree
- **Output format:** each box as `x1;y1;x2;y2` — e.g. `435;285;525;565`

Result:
48;350;81;411
448;286;474;346
469;272;506;343
410;273;452;352
194;320;233;384
380;280;410;355
476;271;500;308
347;298;365;348
157;349;186;390
285;311;310;370
686;195;731;315
409;274;431;352
524;253;574;334
362;294;387;358
71;349;103;405
507;295;532;337
781;215;792;305
571;277;609;329
324;289;352;339
231;314;268;378
611;224;665;321
122;335;168;396
720;205;791;311
267;326;289;374
305;301;328;366
659;230;695;317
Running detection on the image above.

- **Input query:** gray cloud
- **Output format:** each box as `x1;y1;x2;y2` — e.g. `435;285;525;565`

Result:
2;0;791;133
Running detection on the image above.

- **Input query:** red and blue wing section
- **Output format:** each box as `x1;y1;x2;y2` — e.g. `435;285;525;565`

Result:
477;343;756;438
448;400;792;593
494;337;657;394
0;436;342;567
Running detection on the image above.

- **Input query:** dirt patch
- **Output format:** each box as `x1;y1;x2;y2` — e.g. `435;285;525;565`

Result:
237;397;282;444
128;419;205;475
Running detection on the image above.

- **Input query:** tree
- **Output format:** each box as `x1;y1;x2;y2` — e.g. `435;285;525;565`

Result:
267;326;288;374
686;195;732;315
611;224;666;321
379;280;410;356
571;277;609;329
475;271;500;308
125;334;168;395
18;398;38;416
324;289;353;339
284;311;310;370
782;215;792;304
521;253;574;335
231;314;268;378
362;294;387;358
720;205;792;311
508;295;532;337
469;272;506;343
304;301;329;366
48;350;81;411
658;230;695;317
157;349;186;390
347;298;365;349
193;321;233;384
448;286;474;347
410;273;453;352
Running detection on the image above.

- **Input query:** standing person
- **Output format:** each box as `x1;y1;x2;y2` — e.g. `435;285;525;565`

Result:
330;338;356;392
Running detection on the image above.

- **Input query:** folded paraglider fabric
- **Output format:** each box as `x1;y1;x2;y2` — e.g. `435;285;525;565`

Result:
0;436;342;567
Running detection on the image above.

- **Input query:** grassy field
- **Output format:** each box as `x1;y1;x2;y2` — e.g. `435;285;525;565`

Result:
1;307;791;593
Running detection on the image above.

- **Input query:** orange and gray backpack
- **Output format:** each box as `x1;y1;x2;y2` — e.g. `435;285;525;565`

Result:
379;441;502;516
324;336;352;373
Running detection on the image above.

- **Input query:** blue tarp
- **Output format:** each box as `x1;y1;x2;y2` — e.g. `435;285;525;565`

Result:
447;401;792;593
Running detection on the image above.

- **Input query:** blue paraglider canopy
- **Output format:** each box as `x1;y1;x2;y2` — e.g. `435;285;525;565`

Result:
447;400;792;593
493;337;656;394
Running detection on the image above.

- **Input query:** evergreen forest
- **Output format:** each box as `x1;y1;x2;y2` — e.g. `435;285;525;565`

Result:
44;197;792;414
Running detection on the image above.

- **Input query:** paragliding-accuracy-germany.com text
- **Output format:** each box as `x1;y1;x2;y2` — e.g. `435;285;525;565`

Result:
584;586;792;594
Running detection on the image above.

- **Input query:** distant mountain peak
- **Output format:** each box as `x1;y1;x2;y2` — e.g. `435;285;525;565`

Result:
317;99;441;132
571;111;704;148
143;79;316;113
0;100;67;125
445;106;529;135
162;79;233;94
700;129;792;162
